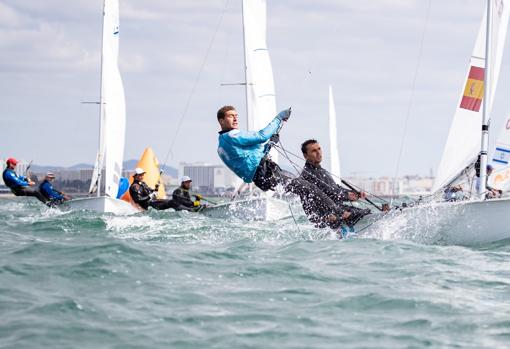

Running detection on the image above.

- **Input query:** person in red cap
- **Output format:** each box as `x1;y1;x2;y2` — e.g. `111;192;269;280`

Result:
2;158;47;204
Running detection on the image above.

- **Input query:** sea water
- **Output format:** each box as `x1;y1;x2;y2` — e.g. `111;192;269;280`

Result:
1;197;509;348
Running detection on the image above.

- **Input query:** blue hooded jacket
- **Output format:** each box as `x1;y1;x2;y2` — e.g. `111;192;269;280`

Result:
2;168;29;189
39;179;64;201
217;115;282;183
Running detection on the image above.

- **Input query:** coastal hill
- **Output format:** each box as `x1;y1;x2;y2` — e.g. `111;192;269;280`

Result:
29;160;178;177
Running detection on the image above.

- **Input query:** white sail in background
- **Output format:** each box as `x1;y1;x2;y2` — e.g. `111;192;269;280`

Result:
89;0;126;198
491;111;510;190
242;0;278;161
328;85;341;183
433;1;509;192
88;150;102;194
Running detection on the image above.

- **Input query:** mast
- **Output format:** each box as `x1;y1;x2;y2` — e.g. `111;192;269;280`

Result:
241;0;250;130
96;0;107;197
479;0;492;197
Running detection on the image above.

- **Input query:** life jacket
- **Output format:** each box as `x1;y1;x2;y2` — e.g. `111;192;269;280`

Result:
2;168;29;189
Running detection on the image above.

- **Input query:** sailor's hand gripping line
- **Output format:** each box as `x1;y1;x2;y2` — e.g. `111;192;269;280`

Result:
263;107;291;160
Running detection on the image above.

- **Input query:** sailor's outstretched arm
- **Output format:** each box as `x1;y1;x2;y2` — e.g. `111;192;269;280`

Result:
227;116;282;146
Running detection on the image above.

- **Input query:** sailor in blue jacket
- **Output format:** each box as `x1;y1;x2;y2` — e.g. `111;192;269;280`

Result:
39;172;70;205
216;106;366;228
2;158;47;203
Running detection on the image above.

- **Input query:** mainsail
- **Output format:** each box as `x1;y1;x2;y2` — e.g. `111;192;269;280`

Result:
328;85;341;183
432;1;510;192
89;0;126;197
242;0;278;161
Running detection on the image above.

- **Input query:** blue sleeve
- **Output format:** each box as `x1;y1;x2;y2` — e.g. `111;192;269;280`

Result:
41;182;64;200
6;171;29;187
227;116;281;146
40;182;50;197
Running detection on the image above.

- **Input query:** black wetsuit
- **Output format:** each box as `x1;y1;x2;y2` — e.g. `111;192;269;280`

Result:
299;161;369;226
300;162;351;201
252;157;364;228
129;180;177;211
172;187;201;211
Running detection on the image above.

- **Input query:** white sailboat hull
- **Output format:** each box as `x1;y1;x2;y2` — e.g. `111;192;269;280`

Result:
363;197;510;246
201;197;291;221
64;196;140;215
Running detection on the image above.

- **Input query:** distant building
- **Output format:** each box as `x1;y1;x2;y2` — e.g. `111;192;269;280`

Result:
345;175;433;197
180;162;240;194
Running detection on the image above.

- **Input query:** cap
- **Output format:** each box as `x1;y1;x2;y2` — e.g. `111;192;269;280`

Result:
134;167;146;175
180;175;192;183
6;157;18;165
46;172;56;178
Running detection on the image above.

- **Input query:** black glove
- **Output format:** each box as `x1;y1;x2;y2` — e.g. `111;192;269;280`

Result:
269;134;280;144
277;107;291;121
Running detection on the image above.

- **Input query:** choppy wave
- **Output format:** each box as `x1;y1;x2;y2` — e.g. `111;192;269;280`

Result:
1;197;510;348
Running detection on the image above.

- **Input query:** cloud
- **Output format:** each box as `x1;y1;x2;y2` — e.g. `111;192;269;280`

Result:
0;0;503;178
0;2;29;28
121;1;166;21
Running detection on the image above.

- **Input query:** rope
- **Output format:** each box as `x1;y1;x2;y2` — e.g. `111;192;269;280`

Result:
161;0;230;168
274;142;389;205
391;0;432;200
287;200;302;235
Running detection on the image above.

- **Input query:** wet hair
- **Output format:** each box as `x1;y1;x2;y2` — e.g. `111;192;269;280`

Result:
301;139;318;154
217;105;236;121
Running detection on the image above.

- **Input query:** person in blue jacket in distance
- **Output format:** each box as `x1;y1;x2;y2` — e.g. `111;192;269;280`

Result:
2;157;47;204
216;105;365;228
39;172;70;205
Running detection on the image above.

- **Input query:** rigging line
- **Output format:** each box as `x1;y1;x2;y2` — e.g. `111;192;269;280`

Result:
274;144;363;203
273;145;371;210
287;201;302;234
274;143;390;204
162;0;230;168
390;0;432;201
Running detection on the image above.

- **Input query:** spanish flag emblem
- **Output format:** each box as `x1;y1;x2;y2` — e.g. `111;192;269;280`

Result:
460;66;484;112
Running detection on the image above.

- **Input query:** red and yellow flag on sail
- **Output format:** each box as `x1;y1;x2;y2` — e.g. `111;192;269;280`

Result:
460;66;485;112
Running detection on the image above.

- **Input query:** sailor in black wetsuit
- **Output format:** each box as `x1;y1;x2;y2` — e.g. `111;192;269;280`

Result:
129;168;178;211
299;139;370;228
172;176;205;211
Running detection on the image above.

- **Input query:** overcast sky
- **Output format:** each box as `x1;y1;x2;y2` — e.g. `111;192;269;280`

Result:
1;0;509;177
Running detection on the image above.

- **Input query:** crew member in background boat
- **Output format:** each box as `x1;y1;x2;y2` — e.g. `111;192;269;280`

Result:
299;139;370;225
443;185;465;202
129;167;179;211
2;158;47;204
475;164;502;199
216;105;369;228
172;176;204;212
39;172;71;205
